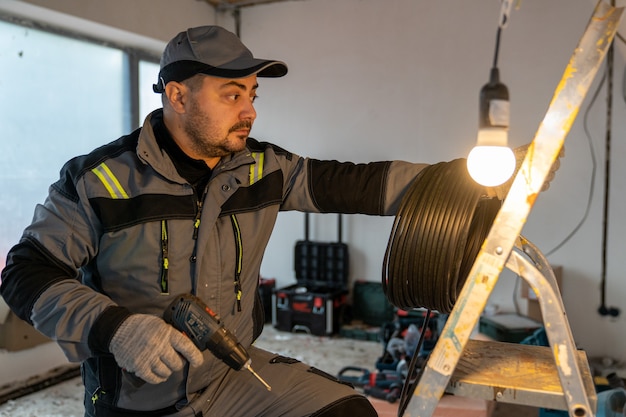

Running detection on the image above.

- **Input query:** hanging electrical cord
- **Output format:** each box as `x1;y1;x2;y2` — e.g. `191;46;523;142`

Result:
543;11;622;317
514;14;625;316
396;313;431;417
537;27;623;259
539;27;624;316
598;1;620;317
516;72;607;315
543;72;602;257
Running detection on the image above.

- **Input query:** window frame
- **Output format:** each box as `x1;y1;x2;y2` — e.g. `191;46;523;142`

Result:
0;12;161;129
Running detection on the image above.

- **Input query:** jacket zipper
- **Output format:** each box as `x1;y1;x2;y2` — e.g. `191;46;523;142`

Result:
230;214;243;312
193;198;202;241
160;220;169;295
188;189;207;295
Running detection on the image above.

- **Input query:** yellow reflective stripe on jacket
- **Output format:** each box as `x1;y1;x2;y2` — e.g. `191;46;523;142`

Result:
249;152;264;185
91;163;130;199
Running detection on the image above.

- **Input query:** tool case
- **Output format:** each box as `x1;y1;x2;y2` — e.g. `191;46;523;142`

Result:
478;313;542;343
272;213;349;336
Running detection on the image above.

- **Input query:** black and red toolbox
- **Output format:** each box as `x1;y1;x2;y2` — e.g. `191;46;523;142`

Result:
272;213;349;336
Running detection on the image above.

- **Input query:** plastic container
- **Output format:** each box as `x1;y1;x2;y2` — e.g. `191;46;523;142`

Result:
596;387;626;417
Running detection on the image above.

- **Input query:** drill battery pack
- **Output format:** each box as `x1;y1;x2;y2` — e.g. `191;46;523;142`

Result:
272;213;349;336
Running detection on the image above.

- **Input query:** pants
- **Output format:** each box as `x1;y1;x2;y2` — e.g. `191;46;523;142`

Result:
200;346;378;416
87;345;378;417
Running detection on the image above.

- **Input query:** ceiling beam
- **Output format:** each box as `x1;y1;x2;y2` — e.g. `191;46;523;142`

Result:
205;0;291;9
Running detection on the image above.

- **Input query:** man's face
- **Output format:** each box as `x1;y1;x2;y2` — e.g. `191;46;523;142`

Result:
182;74;258;162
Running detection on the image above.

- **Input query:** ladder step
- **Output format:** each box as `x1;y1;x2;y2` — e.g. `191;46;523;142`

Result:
447;339;597;411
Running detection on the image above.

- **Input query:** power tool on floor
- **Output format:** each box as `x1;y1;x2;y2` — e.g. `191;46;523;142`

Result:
164;293;271;391
337;366;404;403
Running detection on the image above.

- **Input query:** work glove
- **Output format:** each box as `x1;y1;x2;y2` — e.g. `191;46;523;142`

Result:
487;144;564;200
109;314;204;384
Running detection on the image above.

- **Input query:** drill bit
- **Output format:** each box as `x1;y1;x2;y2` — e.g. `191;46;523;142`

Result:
244;362;272;391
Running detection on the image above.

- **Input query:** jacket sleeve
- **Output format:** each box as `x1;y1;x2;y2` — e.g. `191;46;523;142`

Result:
280;156;429;215
0;179;130;362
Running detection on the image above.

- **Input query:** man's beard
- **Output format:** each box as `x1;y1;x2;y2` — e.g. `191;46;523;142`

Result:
183;101;251;159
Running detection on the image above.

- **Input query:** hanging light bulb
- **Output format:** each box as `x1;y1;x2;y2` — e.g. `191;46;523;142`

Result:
467;67;516;187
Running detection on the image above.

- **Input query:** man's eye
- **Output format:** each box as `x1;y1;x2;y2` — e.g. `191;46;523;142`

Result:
225;93;257;103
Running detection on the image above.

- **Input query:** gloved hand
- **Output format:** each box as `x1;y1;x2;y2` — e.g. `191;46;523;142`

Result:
109;314;204;384
487;143;564;200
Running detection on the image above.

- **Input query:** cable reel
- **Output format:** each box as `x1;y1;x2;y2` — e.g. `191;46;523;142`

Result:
382;158;501;314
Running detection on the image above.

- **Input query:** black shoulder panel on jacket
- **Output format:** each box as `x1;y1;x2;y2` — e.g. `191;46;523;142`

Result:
220;170;284;216
0;238;77;323
308;159;391;214
246;137;292;160
52;129;141;203
90;194;197;233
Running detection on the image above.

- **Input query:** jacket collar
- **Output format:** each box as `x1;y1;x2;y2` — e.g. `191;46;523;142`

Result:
137;109;256;183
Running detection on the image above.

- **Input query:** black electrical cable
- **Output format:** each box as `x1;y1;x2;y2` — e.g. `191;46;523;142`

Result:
382;158;501;313
397;313;431;417
493;26;502;69
547;26;626;256
543;71;602;256
597;12;620;318
541;24;622;317
600;20;613;315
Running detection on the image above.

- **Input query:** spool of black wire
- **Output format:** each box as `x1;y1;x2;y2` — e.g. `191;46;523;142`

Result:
382;158;501;313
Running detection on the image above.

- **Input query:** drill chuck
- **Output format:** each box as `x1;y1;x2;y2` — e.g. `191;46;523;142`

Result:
206;326;249;371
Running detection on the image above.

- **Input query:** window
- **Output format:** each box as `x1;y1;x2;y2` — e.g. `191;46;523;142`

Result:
0;18;160;268
139;60;163;121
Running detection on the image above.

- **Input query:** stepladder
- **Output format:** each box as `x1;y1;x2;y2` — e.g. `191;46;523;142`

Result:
445;237;597;412
402;2;624;416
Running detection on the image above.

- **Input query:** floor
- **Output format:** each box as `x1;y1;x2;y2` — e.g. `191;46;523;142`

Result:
0;325;539;417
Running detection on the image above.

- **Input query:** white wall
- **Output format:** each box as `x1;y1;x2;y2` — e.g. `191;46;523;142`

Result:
3;0;626;364
237;0;626;364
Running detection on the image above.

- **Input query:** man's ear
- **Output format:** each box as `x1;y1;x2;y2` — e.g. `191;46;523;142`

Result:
164;81;187;114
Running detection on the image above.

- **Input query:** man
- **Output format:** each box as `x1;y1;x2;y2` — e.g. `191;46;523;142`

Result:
0;26;555;416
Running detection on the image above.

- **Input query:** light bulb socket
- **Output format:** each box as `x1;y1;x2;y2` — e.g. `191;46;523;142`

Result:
479;67;510;130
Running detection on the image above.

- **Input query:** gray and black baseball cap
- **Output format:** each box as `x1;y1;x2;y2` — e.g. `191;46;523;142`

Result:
153;26;288;93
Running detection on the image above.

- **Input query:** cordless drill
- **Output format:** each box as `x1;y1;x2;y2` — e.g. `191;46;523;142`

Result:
164;293;271;391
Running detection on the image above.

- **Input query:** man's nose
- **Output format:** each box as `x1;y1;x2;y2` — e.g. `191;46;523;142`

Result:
240;100;257;120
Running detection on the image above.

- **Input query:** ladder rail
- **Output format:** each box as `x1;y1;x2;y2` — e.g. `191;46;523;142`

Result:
507;242;595;415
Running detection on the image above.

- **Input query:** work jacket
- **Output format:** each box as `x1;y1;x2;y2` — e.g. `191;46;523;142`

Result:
0;109;427;415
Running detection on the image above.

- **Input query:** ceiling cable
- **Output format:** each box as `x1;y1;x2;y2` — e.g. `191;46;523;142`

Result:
598;0;620;318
